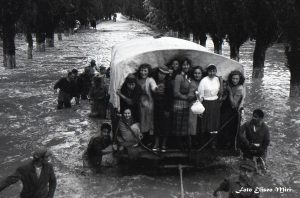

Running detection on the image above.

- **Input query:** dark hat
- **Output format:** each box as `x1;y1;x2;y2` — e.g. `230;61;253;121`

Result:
240;160;256;171
207;64;217;71
158;65;170;74
90;59;96;66
33;148;51;159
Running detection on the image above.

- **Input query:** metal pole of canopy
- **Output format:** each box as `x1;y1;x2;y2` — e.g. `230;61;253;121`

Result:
179;164;184;198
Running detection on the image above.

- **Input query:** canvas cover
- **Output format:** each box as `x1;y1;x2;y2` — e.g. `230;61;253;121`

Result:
109;37;244;110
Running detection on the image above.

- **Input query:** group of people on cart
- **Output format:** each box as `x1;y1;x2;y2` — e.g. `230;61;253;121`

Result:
115;58;247;153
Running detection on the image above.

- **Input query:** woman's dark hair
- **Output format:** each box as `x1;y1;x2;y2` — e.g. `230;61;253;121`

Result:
136;63;152;79
253;109;264;118
101;123;112;131
228;70;245;86
124;74;137;84
190;66;204;81
167;58;180;69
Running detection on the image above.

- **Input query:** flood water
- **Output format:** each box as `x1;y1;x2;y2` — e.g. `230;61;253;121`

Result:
0;14;299;198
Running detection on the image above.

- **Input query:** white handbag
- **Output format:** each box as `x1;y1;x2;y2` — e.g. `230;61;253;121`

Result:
191;100;205;114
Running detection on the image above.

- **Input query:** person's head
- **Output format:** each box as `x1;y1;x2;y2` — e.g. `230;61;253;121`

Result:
158;65;170;81
101;123;111;137
72;69;79;77
206;64;217;78
252;109;264;126
171;59;180;71
239;160;256;180
99;65;106;75
192;66;203;81
32;148;52;167
67;71;75;80
137;64;151;79
228;70;245;86
125;74;137;90
123;108;132;120
181;58;191;74
90;59;96;67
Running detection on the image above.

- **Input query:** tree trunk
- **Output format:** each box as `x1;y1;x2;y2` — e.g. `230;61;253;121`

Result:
192;33;200;44
58;33;62;41
289;50;300;97
36;33;46;52
46;33;54;47
2;22;16;68
287;12;300;97
178;31;190;41
64;29;70;37
212;36;223;54
26;32;33;59
199;32;207;47
230;44;240;61
252;38;269;78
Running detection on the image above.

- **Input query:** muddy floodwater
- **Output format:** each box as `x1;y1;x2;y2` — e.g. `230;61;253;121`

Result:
0;15;299;198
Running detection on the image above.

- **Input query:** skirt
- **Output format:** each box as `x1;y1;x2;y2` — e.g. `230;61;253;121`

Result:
201;100;221;135
172;100;189;136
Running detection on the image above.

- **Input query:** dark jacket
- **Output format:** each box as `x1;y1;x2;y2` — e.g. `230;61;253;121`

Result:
239;121;270;155
54;77;73;94
0;161;56;198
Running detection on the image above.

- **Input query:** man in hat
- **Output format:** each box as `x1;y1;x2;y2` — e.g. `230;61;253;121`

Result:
213;160;259;198
0;148;56;198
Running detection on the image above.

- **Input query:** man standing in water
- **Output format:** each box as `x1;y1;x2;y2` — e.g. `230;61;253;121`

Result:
0;148;56;198
54;71;76;109
239;109;270;170
213;160;259;198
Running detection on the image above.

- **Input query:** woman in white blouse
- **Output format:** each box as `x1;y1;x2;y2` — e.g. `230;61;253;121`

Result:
198;64;222;148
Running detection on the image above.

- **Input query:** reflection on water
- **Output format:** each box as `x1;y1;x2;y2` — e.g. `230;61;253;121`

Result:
0;15;299;197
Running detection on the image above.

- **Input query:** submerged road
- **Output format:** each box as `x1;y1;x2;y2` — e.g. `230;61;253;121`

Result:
0;14;299;197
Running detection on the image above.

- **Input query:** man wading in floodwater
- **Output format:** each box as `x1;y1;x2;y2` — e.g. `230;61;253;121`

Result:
214;160;259;198
0;148;56;198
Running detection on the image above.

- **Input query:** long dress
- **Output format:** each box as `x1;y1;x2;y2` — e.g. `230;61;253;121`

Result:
153;79;172;136
137;77;157;134
198;76;221;141
219;85;245;149
173;74;190;136
188;79;201;136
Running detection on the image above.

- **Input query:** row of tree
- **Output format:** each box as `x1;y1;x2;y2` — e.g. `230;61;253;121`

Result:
0;0;118;68
120;0;300;97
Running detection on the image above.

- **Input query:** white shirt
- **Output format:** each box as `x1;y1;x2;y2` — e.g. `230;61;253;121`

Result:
198;76;220;100
35;166;42;178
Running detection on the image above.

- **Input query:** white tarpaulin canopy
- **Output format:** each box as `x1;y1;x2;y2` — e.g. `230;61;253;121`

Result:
109;36;244;110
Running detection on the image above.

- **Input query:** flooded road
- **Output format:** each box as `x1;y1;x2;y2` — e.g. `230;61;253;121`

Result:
0;15;299;198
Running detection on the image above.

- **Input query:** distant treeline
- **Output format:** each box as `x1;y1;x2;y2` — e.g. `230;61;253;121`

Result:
1;0;300;97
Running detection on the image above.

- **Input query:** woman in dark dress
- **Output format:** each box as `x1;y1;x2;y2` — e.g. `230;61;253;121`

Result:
152;65;172;152
219;70;245;149
117;74;142;121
